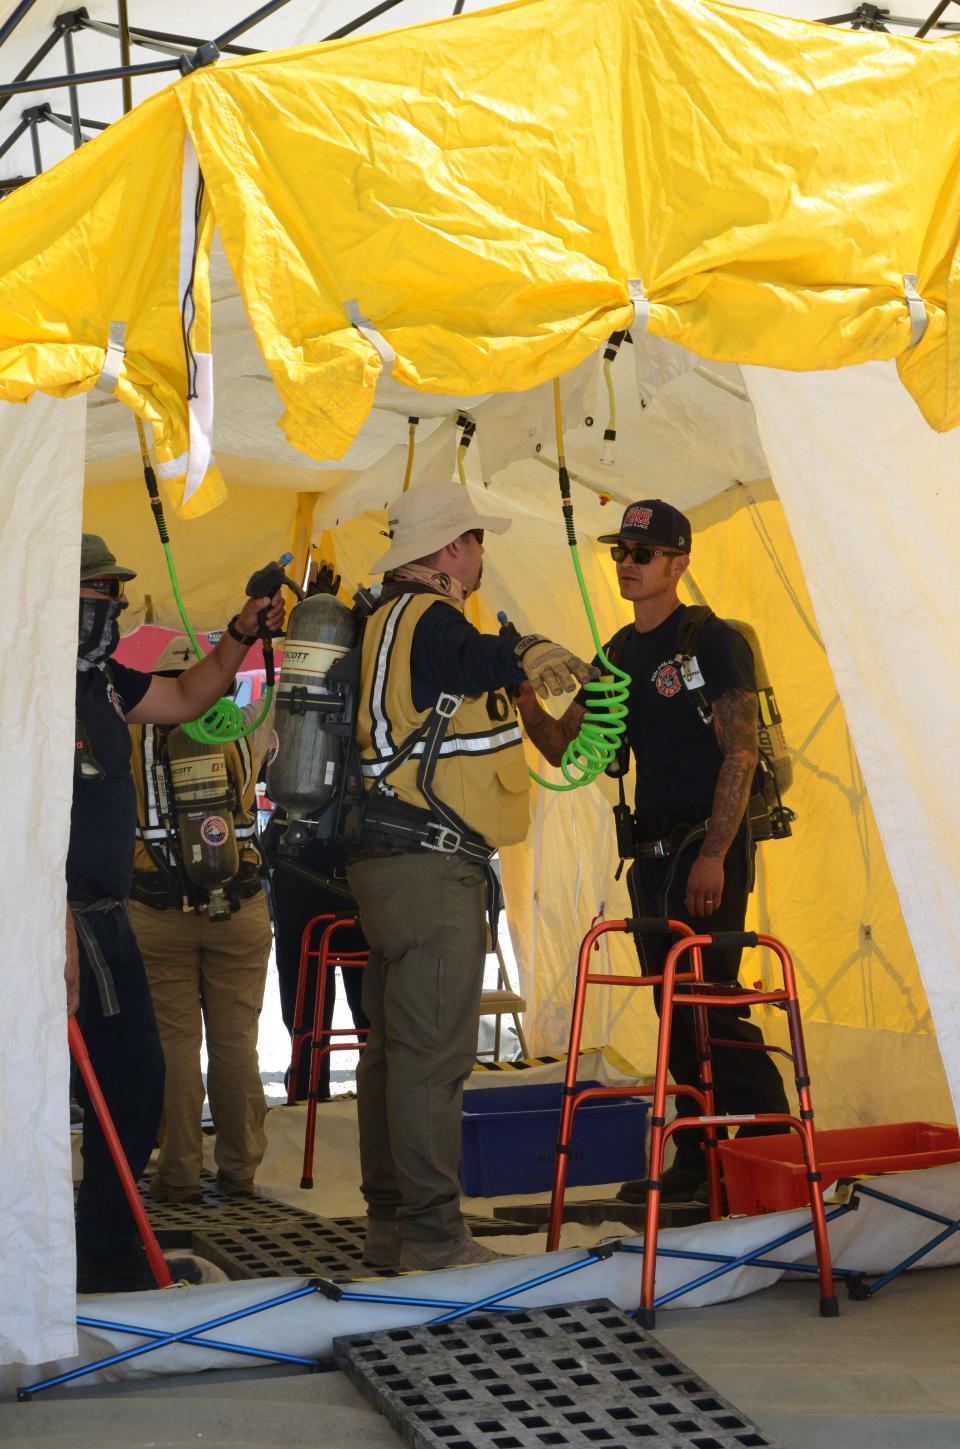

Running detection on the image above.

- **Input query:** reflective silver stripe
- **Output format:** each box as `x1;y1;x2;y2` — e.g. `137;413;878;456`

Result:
143;727;162;831
903;273;927;347
371;595;413;756
362;723;523;775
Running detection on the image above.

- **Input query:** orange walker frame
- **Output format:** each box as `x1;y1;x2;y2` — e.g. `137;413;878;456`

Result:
292;914;369;1190
546;917;837;1326
69;1016;172;1290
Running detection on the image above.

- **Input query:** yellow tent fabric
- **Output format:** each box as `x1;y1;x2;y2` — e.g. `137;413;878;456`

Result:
3;0;960;514
80;459;954;1130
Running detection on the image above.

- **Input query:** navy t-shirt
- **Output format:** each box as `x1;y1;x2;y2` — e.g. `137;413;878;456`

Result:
595;605;756;815
68;661;153;901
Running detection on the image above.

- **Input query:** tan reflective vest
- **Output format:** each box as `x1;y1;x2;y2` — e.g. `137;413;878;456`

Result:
131;702;272;882
357;592;529;850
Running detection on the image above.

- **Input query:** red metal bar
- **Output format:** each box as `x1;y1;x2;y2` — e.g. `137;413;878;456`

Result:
68;1017;172;1290
286;913;336;1105
638;933;837;1325
300;918;368;1189
547;918;702;1249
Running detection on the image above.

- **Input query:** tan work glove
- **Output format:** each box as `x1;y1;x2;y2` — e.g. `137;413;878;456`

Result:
514;634;598;698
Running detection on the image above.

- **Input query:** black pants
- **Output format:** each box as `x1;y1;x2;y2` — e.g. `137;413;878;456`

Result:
628;828;789;1171
272;861;368;1100
73;904;165;1268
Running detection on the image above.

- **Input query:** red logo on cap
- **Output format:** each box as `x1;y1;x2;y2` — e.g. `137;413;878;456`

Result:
624;506;653;529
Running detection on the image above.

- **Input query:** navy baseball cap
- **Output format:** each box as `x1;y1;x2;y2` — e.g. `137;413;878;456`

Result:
597;499;692;553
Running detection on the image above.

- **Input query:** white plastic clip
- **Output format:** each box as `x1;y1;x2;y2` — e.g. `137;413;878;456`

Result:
627;278;650;332
903;274;927;348
345;300;396;375
96;321;126;394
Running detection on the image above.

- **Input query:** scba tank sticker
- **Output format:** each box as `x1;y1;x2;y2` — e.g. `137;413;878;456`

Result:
281;639;349;677
652;660;682;697
267;729;280;764
200;815;230;848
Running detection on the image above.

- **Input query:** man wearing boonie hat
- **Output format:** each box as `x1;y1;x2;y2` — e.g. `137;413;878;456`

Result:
68;532;284;1293
128;635;275;1209
348;481;596;1274
518;498;789;1207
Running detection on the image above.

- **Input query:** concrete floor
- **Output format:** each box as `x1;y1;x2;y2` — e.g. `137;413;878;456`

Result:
2;1266;956;1449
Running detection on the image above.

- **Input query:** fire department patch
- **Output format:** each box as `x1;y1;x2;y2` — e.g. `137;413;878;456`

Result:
652;661;682;697
624;505;653;530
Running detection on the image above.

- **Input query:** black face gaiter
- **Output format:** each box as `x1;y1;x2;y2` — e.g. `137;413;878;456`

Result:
77;599;122;672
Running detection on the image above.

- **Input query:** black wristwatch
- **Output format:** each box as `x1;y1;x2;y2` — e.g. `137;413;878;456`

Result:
227;614;258;646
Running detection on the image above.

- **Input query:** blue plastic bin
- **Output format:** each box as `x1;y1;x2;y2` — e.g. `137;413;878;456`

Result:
460;1080;648;1196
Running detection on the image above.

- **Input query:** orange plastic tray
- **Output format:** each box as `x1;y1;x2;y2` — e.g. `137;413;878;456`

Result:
718;1121;960;1215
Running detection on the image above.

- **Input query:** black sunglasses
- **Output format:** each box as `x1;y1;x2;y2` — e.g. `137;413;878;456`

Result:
610;542;682;565
466;528;484;545
84;578;126;598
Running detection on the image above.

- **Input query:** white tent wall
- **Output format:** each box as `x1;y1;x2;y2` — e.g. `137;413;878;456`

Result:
0;393;84;1366
744;359;960;1124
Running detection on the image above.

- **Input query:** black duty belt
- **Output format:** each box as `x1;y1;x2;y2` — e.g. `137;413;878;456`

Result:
633;820;708;861
361;807;494;865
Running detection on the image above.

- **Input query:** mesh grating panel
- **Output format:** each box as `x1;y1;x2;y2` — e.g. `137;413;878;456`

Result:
335;1299;778;1449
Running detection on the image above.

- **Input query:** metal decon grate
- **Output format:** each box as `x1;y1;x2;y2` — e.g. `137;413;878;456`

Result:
335;1298;778;1449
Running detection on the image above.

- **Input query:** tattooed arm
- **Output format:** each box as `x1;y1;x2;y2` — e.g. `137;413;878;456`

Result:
515;682;584;766
686;688;758;917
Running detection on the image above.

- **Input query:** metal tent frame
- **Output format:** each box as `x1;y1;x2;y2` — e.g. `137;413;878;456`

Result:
2;0;959;196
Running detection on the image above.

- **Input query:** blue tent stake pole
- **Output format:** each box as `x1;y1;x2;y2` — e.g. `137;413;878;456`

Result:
20;1282;322;1398
430;1251;609;1326
75;1315;316;1367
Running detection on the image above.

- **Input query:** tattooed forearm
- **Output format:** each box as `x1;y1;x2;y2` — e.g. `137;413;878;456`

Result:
518;694;584;766
702;688;759;858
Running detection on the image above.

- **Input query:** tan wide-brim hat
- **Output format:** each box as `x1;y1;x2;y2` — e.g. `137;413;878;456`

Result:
370;481;512;574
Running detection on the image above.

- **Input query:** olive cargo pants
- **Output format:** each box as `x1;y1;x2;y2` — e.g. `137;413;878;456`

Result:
347;852;487;1243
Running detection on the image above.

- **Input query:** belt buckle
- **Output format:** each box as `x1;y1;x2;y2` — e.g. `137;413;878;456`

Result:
423;823;461;854
651;838;669;858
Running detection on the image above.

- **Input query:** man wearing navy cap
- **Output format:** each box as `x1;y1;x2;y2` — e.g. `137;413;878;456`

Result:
517;499;789;1205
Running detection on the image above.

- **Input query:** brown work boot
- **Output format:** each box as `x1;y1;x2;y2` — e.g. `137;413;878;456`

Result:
363;1216;403;1269
149;1178;202;1205
216;1173;256;1199
399;1234;505;1273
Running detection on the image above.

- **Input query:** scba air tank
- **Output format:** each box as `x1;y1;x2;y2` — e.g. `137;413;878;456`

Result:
166;728;239;922
266;592;359;825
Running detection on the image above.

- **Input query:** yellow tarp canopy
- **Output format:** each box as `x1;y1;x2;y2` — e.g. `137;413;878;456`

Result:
2;0;960;503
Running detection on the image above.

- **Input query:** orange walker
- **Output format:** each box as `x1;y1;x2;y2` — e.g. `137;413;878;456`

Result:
293;914;369;1190
547;918;837;1326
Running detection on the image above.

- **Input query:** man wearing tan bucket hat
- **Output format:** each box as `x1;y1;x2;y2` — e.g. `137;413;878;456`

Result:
348;480;595;1273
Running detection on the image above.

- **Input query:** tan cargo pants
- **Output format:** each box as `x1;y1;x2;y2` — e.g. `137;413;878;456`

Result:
347;852;487;1244
129;893;272;1187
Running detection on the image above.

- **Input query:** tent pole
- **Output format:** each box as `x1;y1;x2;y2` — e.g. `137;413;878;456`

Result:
0;56;178;100
61;25;84;149
0;0;42;50
324;0;408;40
0;27;62;113
916;0;955;34
214;0;295;47
117;0;133;112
